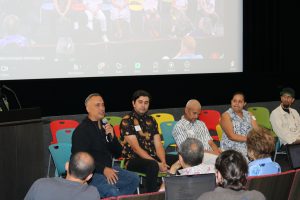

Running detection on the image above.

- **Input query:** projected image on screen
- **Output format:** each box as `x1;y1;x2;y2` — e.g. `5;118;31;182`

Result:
0;0;242;80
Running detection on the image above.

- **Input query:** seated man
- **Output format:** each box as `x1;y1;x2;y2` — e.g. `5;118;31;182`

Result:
120;89;177;193
72;93;139;198
247;127;281;176
270;87;300;145
24;152;100;200
172;99;221;164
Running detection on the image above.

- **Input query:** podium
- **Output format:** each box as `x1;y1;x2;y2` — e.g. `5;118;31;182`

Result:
0;107;44;200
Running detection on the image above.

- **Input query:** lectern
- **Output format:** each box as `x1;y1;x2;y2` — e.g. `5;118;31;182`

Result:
0;107;44;200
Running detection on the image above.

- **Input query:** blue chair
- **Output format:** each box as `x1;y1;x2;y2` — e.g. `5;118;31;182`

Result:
160;121;177;155
49;143;72;177
274;138;287;162
56;128;75;144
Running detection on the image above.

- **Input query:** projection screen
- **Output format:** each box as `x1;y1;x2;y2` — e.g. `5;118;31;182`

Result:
0;0;242;80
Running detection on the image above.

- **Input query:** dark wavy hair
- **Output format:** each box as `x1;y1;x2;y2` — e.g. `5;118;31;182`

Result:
131;90;151;103
215;150;248;191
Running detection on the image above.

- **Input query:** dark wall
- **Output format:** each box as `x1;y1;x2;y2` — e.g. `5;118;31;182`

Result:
2;0;300;116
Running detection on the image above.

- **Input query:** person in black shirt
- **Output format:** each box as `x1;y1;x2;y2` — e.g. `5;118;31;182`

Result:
72;93;139;198
120;89;178;192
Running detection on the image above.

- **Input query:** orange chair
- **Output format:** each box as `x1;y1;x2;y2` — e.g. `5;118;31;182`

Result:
49;119;79;144
48;119;79;177
113;124;121;139
198;110;221;141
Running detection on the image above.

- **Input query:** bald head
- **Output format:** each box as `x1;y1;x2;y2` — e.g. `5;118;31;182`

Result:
186;99;201;109
185;99;201;122
68;152;95;180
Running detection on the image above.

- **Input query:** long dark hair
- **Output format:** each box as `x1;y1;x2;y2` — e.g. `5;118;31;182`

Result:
215;150;248;191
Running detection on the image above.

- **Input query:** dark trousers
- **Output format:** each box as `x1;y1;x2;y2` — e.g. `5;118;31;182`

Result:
127;154;178;192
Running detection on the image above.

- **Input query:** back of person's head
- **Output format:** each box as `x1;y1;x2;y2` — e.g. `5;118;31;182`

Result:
181;35;197;53
68;152;95;180
131;89;151;103
2;14;20;35
215;150;248;191
178;138;204;166
246;127;275;160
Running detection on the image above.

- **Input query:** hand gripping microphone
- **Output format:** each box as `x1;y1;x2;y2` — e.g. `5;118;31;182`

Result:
102;118;112;142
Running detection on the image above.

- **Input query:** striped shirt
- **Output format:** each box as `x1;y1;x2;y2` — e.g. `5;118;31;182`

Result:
172;117;212;150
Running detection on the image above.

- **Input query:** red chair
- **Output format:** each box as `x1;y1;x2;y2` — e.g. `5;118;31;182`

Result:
198;110;221;141
48;119;79;177
50;119;79;144
246;170;295;200
289;168;300;200
113;124;121;139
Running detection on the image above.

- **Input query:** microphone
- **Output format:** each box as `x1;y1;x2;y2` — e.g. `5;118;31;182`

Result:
102;118;112;142
2;85;22;109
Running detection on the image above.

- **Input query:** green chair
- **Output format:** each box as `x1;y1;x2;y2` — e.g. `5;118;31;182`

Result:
104;116;122;126
247;106;272;129
247;106;276;137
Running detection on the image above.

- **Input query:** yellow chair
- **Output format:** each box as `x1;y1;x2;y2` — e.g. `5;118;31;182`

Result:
151;113;175;134
216;124;223;141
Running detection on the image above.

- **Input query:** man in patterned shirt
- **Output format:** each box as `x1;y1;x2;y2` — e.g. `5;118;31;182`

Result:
172;99;221;164
120;89;177;193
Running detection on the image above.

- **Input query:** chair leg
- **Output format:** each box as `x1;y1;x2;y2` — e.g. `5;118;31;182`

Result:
47;154;51;177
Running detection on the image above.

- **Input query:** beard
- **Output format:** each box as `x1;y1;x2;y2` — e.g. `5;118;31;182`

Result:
282;103;291;109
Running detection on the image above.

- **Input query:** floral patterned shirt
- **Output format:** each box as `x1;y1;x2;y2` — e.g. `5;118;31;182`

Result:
220;108;252;158
178;163;215;175
120;111;159;160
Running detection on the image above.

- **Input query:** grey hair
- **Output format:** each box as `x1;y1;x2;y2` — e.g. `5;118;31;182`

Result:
178;138;204;166
84;93;102;106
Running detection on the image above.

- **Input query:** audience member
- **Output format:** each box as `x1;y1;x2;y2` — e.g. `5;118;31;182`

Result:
220;91;260;158
197;150;266;200
159;138;214;191
82;0;109;42
270;87;300;145
120;89;177;192
173;35;203;59
0;14;32;48
110;0;131;40
72;93;139;198
172;99;221;164
168;138;215;175
143;0;160;38
24;152;100;200
247;127;281;176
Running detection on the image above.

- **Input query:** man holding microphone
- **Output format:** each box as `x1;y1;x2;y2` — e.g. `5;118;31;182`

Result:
72;93;139;198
